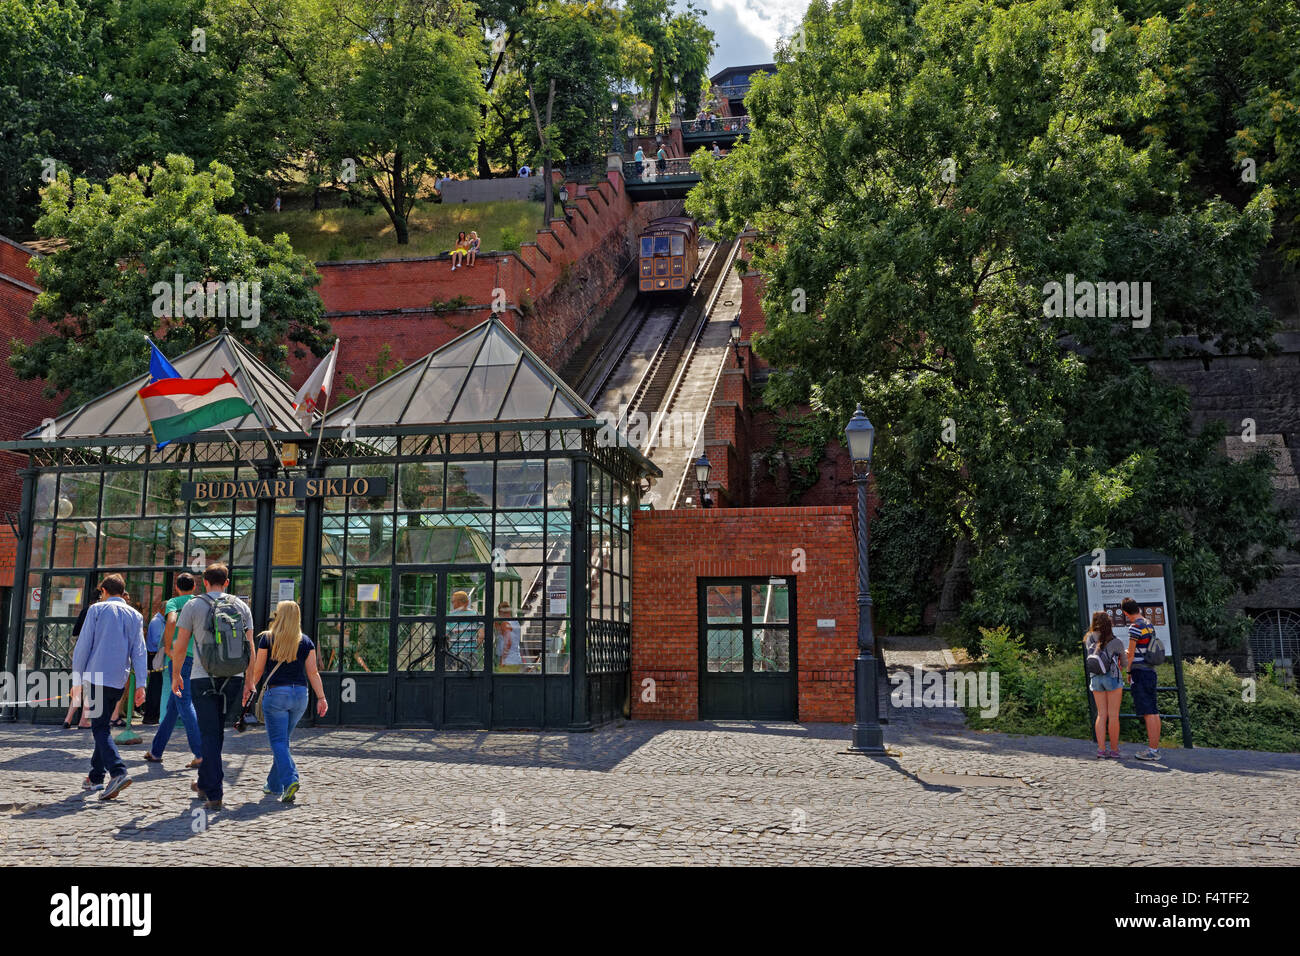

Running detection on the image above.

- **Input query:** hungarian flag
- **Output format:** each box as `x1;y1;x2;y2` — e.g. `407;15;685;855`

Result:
293;341;338;433
137;371;256;446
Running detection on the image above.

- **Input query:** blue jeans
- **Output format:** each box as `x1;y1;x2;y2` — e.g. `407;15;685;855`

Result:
262;684;308;793
88;684;126;784
149;657;202;760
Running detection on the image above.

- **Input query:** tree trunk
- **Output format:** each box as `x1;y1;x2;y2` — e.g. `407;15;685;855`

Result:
477;103;492;178
934;535;971;627
648;60;663;125
392;155;409;245
542;156;553;224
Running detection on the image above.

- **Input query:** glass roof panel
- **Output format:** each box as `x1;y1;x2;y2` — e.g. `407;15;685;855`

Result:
450;364;518;422
498;362;559;420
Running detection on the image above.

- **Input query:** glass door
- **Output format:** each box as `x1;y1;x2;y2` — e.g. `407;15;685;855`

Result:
698;577;796;720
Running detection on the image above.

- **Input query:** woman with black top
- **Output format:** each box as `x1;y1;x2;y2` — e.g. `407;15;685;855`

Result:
249;600;327;802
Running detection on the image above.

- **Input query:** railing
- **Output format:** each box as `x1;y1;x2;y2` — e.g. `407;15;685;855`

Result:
633;121;672;139
622;157;697;183
715;82;751;100
683;115;749;135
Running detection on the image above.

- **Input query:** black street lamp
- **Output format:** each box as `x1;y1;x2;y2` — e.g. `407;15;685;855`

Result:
729;317;744;369
845;404;885;753
694;453;712;508
611;99;622;154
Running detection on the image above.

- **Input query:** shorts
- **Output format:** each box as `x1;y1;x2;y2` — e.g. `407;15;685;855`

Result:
1130;668;1159;715
1089;673;1122;692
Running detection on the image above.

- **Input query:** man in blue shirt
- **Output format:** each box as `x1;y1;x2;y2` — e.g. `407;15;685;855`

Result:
71;573;147;800
1123;597;1162;761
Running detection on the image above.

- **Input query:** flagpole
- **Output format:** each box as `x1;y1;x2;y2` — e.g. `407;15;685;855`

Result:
307;341;340;472
309;387;335;471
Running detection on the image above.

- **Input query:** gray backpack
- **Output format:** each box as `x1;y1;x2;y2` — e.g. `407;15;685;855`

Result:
1085;637;1119;678
195;592;249;678
1134;621;1166;665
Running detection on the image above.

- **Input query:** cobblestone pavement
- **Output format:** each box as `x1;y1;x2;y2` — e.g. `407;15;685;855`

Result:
1;714;1297;865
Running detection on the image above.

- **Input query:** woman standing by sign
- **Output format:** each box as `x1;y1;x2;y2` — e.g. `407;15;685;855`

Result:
1084;611;1127;759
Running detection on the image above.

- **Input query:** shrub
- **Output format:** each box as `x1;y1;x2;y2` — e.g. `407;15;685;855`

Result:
499;228;523;253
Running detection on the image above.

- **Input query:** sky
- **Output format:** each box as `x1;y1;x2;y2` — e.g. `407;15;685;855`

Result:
693;0;807;75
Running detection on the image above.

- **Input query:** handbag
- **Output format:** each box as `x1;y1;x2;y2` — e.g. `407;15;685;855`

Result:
254;659;284;723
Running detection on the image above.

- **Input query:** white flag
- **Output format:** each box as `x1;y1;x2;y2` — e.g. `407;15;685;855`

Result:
293;342;338;433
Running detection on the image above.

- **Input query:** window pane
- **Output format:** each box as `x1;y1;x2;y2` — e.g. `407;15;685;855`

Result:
751;582;789;624
544;618;569;673
706;585;742;625
492;613;531;673
547;459;572;507
496;459;545;508
752;628;791;672
144;470;185;515
346;514;394;565
30;521;53;569
446;461;492;509
343;620;388;673
640;236;653;256
100;471;143;517
34;474;57;519
316;621;340;672
397;571;439;615
52;521;98;569
397;461;444;511
396;620;438;671
706;629;743;672
444;617;485;672
58;473;100;519
671;234;684;255
654;236;670;255
346;568;390;616
495;511;544;564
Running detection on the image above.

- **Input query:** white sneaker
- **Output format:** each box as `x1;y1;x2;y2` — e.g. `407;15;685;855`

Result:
1133;748;1161;761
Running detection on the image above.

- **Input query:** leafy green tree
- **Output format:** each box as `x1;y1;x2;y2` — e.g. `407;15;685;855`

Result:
11;154;332;408
330;0;485;243
625;0;712;123
688;0;1290;647
0;0;109;237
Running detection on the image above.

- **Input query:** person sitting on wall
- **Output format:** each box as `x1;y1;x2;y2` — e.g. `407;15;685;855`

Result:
467;231;480;267
451;231;469;270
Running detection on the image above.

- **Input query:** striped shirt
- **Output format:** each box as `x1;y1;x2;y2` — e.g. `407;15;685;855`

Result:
1128;617;1156;670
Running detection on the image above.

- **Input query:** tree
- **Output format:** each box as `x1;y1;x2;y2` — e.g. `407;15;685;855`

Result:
688;0;1290;647
330;0;485;243
515;0;623;221
626;0;713;123
0;0;106;236
11;154;332;409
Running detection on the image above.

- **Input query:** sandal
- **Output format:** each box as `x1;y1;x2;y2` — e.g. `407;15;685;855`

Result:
187;758;203;768
111;718;125;727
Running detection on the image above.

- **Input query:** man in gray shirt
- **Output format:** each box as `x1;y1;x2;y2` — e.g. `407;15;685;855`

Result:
172;563;254;810
71;573;147;800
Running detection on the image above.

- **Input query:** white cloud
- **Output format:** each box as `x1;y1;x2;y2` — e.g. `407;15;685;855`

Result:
692;0;809;74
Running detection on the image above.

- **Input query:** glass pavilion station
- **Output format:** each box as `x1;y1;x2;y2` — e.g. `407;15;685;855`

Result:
2;319;658;730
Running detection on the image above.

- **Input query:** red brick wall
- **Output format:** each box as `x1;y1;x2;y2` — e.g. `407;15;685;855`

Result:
0;238;64;525
630;506;859;722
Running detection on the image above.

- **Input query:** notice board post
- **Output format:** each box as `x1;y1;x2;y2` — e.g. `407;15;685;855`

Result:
1072;549;1193;748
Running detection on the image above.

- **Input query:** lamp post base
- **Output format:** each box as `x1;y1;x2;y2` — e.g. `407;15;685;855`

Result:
847;653;886;753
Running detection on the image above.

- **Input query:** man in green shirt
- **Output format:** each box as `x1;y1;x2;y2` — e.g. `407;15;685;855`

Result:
143;573;202;765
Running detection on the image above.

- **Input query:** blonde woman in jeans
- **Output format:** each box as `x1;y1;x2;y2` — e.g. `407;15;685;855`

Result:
249;601;327;803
